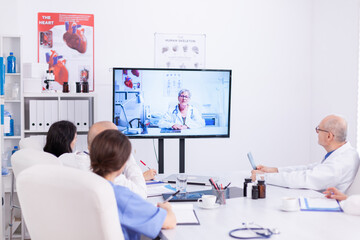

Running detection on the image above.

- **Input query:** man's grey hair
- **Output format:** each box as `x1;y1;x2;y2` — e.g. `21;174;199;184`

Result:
323;115;348;142
178;89;191;98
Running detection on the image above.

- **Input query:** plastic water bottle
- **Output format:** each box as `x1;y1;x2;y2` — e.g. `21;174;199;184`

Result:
4;110;14;136
2;151;10;174
12;146;19;155
7;52;16;73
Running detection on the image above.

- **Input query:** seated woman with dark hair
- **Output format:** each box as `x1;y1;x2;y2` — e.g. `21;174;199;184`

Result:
44;120;77;157
90;130;176;240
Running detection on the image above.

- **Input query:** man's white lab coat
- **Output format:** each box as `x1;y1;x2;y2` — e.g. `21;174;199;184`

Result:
265;142;360;193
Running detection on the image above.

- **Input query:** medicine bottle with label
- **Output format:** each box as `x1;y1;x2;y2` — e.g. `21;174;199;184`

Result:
243;178;252;197
258;180;266;199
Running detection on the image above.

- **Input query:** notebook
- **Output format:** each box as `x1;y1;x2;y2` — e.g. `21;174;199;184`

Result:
171;204;200;225
162;174;213;186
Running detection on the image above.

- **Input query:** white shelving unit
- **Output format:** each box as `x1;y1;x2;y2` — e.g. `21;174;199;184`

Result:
1;35;23;159
1;35;24;240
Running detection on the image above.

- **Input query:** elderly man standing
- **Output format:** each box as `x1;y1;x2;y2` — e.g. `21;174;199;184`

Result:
251;115;360;193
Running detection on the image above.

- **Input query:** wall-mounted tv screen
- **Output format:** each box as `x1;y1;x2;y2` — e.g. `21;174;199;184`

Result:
113;68;232;138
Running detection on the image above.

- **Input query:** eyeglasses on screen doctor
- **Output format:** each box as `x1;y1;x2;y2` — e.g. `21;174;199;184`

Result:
315;126;335;136
179;95;190;99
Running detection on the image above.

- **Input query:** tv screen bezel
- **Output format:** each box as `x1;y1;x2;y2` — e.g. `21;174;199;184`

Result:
112;67;232;139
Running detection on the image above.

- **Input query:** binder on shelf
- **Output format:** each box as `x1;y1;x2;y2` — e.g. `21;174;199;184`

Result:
51;100;58;126
44;101;52;131
74;100;82;130
60;100;68;120
81;100;89;131
36;100;44;131
29;100;37;131
67;100;75;124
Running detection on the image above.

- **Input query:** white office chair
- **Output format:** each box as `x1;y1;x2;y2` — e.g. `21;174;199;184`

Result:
10;148;61;240
346;166;360;195
16;165;124;240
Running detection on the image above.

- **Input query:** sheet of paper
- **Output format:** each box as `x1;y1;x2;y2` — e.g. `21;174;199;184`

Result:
306;197;340;209
171;204;200;225
147;184;176;197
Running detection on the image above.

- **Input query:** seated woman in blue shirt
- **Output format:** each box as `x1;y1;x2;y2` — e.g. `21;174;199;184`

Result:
158;89;205;130
90;129;176;239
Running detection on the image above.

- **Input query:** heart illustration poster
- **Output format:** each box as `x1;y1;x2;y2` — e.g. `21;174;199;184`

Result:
38;13;94;91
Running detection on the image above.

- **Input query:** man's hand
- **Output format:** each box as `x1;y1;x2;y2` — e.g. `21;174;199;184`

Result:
323;187;348;201
256;165;278;173
143;169;157;181
251;170;265;182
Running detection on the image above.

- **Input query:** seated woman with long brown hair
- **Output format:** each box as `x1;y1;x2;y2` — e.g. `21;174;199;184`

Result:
90;129;176;240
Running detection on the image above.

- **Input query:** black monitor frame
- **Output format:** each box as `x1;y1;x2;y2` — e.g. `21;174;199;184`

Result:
112;67;232;139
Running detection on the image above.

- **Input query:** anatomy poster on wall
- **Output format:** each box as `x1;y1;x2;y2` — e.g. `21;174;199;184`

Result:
38;13;94;91
154;33;206;69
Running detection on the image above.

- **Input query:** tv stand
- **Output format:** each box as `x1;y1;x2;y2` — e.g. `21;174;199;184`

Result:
158;138;185;174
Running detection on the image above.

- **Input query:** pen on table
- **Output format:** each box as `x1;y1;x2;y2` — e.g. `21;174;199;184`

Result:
164;190;180;202
224;182;231;190
140;160;151;170
209;178;219;190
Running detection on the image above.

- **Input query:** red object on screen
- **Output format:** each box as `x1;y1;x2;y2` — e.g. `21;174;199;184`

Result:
124;76;133;89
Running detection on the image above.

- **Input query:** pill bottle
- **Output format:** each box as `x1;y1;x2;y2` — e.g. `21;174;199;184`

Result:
243;178;252;197
258;180;266;199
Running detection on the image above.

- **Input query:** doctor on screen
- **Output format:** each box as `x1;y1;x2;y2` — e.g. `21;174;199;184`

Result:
158;89;205;130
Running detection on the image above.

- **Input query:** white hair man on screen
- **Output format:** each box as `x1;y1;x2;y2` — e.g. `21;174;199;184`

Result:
251;115;360;193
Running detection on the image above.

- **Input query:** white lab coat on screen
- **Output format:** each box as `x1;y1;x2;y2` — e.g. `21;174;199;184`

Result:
158;104;205;129
265;142;360;193
59;152;147;199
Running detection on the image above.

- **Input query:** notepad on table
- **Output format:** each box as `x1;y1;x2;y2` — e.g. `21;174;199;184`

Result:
171;204;200;225
299;197;342;212
147;184;176;197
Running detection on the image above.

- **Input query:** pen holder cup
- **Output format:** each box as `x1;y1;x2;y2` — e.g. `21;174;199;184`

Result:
213;188;228;205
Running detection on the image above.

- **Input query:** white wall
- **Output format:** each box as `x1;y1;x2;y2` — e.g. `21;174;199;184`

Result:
1;0;359;176
310;0;360;162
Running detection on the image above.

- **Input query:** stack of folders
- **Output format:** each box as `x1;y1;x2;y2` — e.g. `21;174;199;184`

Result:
299;197;342;212
29;99;89;132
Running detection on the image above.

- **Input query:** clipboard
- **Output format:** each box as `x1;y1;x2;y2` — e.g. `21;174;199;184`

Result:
299;197;342;212
247;152;257;170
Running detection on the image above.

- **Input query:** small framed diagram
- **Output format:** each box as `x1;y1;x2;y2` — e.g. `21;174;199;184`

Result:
154;33;206;69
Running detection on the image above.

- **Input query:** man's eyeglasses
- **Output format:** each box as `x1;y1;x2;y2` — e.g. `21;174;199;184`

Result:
179;95;189;99
315;126;334;136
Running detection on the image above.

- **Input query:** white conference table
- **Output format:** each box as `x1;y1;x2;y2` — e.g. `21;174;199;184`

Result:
148;172;360;240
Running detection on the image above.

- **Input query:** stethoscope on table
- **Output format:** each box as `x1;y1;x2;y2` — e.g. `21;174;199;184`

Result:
229;222;280;239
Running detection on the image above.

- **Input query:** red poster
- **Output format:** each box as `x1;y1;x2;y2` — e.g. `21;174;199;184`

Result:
38;13;94;91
